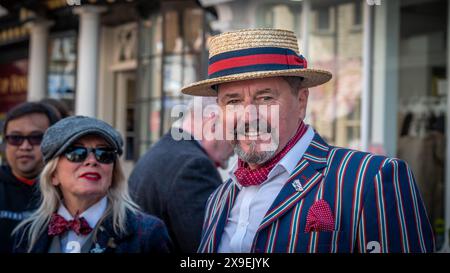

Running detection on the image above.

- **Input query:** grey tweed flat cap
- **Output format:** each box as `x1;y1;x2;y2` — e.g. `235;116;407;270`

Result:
41;115;123;163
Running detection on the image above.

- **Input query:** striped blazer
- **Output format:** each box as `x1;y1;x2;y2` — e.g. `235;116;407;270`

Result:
198;133;435;253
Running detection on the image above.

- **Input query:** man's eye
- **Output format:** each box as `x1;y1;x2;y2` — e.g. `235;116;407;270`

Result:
259;96;273;101
226;99;241;105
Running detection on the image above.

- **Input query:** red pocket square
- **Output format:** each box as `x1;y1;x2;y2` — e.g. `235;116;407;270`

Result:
305;200;335;232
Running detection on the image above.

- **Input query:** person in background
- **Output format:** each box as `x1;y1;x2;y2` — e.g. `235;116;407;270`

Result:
13;116;172;253
0;102;60;252
129;97;234;253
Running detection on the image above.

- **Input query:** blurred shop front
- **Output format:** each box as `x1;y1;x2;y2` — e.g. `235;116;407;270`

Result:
0;6;30;164
135;0;212;159
0;0;214;175
200;0;449;250
95;0;213;176
396;0;447;249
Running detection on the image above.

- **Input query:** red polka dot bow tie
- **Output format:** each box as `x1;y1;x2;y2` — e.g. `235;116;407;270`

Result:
48;212;93;236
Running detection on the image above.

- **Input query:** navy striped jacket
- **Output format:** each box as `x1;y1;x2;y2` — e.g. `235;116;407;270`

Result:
198;132;435;253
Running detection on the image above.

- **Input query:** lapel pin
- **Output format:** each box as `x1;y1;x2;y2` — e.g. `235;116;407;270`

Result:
90;243;106;253
292;179;304;192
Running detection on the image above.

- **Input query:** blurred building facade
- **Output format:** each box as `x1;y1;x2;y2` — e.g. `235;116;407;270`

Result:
0;0;214;175
0;0;449;250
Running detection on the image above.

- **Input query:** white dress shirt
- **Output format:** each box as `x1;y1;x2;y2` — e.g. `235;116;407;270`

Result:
217;126;314;253
57;196;107;253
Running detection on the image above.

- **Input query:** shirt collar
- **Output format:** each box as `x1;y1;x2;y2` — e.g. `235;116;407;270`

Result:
229;125;315;189
57;196;108;229
275;125;315;176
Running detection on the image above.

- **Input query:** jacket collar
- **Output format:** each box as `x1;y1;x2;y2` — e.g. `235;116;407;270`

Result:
302;131;330;171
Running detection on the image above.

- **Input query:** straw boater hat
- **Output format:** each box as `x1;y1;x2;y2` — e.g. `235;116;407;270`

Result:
181;28;332;96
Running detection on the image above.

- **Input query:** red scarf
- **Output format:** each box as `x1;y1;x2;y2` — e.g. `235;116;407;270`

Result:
234;122;308;187
16;175;36;186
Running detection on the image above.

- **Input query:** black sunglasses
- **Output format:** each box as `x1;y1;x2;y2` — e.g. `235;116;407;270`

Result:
5;134;43;146
64;146;117;164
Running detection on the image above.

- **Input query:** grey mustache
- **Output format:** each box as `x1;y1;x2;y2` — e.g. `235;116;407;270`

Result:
234;121;272;136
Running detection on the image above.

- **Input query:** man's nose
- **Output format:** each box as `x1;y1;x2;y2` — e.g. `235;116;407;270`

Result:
242;103;259;124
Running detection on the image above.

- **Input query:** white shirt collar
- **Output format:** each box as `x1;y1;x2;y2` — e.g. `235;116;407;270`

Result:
57;196;108;229
229;126;315;189
275;126;315;175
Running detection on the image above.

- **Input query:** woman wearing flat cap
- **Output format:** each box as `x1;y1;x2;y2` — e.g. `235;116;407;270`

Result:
13;116;173;253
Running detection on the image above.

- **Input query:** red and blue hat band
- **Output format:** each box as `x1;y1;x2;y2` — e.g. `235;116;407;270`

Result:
208;47;307;79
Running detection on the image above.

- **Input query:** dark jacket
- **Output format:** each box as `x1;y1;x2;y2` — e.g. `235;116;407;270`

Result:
0;165;40;252
13;210;173;253
129;131;223;253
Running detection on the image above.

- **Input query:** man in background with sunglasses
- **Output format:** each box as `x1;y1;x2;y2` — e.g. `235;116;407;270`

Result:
0;102;60;252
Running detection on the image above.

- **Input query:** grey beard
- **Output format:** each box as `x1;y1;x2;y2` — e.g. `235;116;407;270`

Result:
232;140;278;165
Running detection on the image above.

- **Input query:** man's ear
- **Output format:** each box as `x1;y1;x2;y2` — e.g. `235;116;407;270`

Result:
202;110;218;140
298;88;309;120
298;88;309;102
209;112;218;133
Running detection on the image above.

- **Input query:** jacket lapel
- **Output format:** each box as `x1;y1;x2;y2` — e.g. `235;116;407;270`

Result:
256;133;330;233
88;212;131;253
80;232;95;253
199;180;239;253
30;230;52;253
90;225;115;253
47;235;61;253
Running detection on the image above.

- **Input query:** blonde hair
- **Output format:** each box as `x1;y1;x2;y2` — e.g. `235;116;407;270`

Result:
13;156;139;252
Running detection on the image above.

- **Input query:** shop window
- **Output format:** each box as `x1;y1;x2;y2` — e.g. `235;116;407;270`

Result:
353;1;362;27
136;3;210;156
269;5;296;31
317;7;330;31
107;23;140;165
125;75;136;161
260;3;301;34
114;23;137;63
0;58;28;164
397;0;448;249
308;1;363;149
164;10;180;54
47;33;77;112
258;1;364;149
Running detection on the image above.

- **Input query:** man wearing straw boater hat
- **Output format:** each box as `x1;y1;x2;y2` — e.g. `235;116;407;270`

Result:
181;28;434;253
